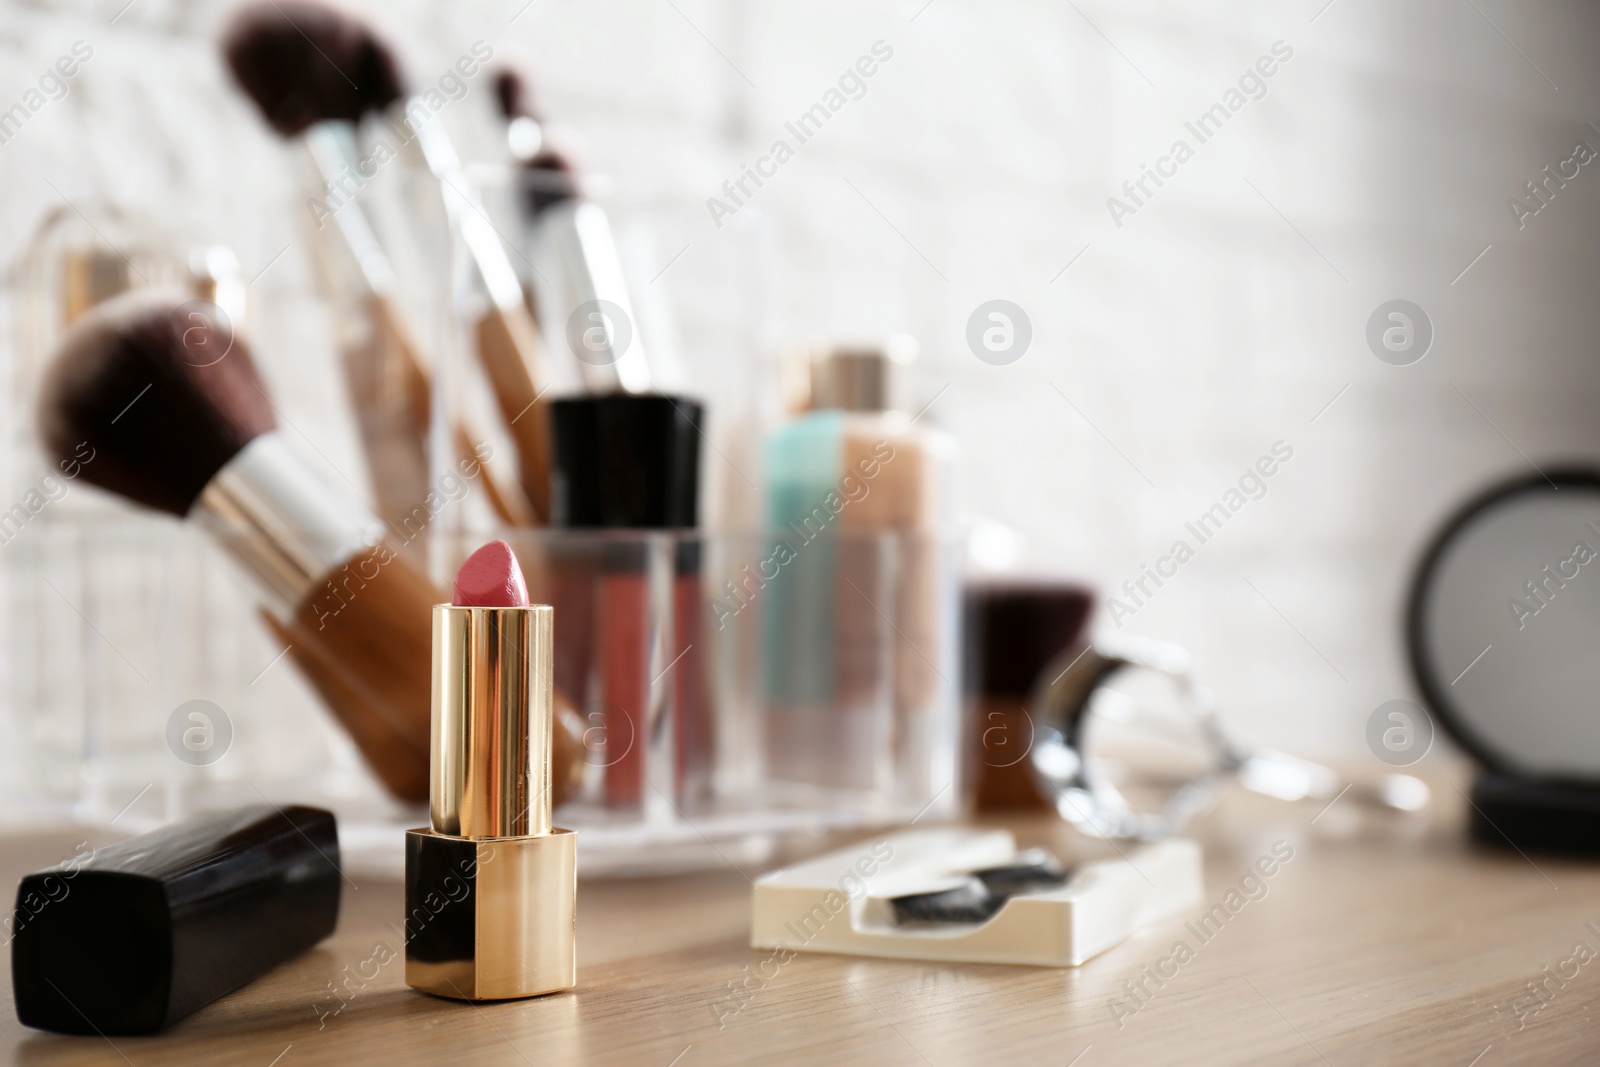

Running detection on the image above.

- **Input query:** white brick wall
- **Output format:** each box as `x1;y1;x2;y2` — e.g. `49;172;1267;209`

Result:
4;0;1600;774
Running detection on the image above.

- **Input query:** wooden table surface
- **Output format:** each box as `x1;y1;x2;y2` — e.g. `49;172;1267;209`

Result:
2;773;1598;1067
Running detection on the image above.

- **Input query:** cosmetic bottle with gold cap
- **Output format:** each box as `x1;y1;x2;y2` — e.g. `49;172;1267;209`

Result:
405;541;576;1000
761;339;958;796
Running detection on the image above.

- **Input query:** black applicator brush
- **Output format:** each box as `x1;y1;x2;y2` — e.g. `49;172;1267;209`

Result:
36;291;584;805
221;2;532;529
493;68;654;395
225;1;557;521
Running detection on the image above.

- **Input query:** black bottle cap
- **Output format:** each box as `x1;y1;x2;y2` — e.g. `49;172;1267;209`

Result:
11;805;341;1035
964;581;1096;698
550;394;702;529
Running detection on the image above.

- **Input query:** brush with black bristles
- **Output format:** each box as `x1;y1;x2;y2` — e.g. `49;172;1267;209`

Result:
493;70;578;218
220;1;533;530
223;1;557;522
493;68;654;395
37;291;584;805
221;0;401;138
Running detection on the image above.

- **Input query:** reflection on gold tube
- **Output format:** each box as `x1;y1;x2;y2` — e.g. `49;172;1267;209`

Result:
430;603;554;840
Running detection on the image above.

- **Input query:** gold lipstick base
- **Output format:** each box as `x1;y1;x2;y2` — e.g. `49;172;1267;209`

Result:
403;828;577;1000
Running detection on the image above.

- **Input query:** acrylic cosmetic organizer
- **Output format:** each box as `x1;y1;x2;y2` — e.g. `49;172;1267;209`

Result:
0;520;961;873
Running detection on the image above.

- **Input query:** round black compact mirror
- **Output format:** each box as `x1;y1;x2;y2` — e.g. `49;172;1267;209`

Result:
1408;468;1600;778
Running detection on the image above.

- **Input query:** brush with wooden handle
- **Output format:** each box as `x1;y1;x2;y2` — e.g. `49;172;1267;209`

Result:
224;2;558;522
221;3;534;530
36;292;581;805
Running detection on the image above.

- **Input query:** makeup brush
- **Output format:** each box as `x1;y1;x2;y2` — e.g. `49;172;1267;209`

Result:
220;1;400;137
492;71;577;219
493;69;654;394
37;292;582;805
224;1;557;521
221;3;534;531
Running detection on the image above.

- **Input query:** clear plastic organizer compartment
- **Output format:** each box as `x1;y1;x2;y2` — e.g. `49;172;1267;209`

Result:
0;517;963;874
0;513;383;835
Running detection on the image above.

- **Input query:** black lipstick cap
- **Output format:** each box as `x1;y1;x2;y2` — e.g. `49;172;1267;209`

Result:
10;805;341;1035
550;394;702;529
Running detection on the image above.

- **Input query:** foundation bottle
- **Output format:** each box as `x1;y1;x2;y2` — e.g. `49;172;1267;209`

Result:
762;339;956;794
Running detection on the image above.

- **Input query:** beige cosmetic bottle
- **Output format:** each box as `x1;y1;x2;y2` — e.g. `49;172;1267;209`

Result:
762;339;957;795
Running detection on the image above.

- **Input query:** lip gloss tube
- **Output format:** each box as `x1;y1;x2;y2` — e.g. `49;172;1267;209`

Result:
404;594;576;1000
548;394;707;809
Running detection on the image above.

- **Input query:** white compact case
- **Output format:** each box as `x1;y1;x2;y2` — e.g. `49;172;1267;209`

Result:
751;829;1201;967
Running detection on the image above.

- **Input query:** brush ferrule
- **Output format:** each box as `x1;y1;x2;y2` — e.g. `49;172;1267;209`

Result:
304;124;399;299
192;432;382;616
530;200;653;394
403;112;527;314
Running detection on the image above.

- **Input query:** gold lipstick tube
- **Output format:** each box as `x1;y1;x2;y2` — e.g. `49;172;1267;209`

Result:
405;603;576;1000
